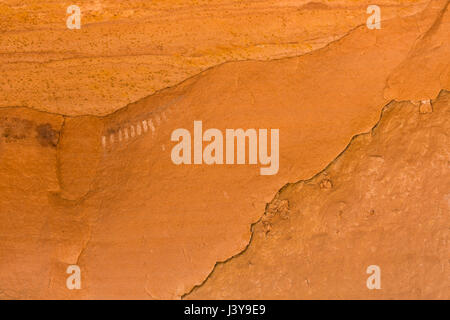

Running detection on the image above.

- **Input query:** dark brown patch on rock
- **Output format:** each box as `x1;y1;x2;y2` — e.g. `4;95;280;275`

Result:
0;117;34;142
35;124;59;147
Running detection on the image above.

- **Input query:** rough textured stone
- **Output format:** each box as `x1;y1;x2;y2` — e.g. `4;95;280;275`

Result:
187;91;450;300
0;0;448;299
0;0;429;115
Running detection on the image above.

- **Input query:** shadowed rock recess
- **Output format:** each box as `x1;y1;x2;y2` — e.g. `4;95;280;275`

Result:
0;0;449;299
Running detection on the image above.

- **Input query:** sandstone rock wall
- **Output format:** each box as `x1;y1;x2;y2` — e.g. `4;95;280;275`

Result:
0;0;448;299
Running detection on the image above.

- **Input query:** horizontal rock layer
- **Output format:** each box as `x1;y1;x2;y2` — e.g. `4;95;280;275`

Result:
0;0;448;299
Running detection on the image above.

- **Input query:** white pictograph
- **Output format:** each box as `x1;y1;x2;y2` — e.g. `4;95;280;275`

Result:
101;112;169;150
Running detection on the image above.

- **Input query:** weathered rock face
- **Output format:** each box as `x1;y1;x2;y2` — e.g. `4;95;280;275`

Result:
0;0;429;115
0;0;449;299
385;0;450;100
187;91;450;300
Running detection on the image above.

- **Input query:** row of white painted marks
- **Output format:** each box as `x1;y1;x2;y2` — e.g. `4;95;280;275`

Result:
101;111;168;149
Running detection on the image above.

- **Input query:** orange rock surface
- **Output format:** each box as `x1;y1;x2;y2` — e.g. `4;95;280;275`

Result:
0;0;448;299
187;91;450;299
0;0;429;115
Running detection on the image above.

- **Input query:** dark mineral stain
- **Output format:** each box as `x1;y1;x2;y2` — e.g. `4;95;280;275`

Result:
0;117;33;141
107;127;118;135
36;124;59;147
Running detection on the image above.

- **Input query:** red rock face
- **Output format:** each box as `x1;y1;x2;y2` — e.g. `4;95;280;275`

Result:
0;0;430;115
0;0;448;299
187;91;450;299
